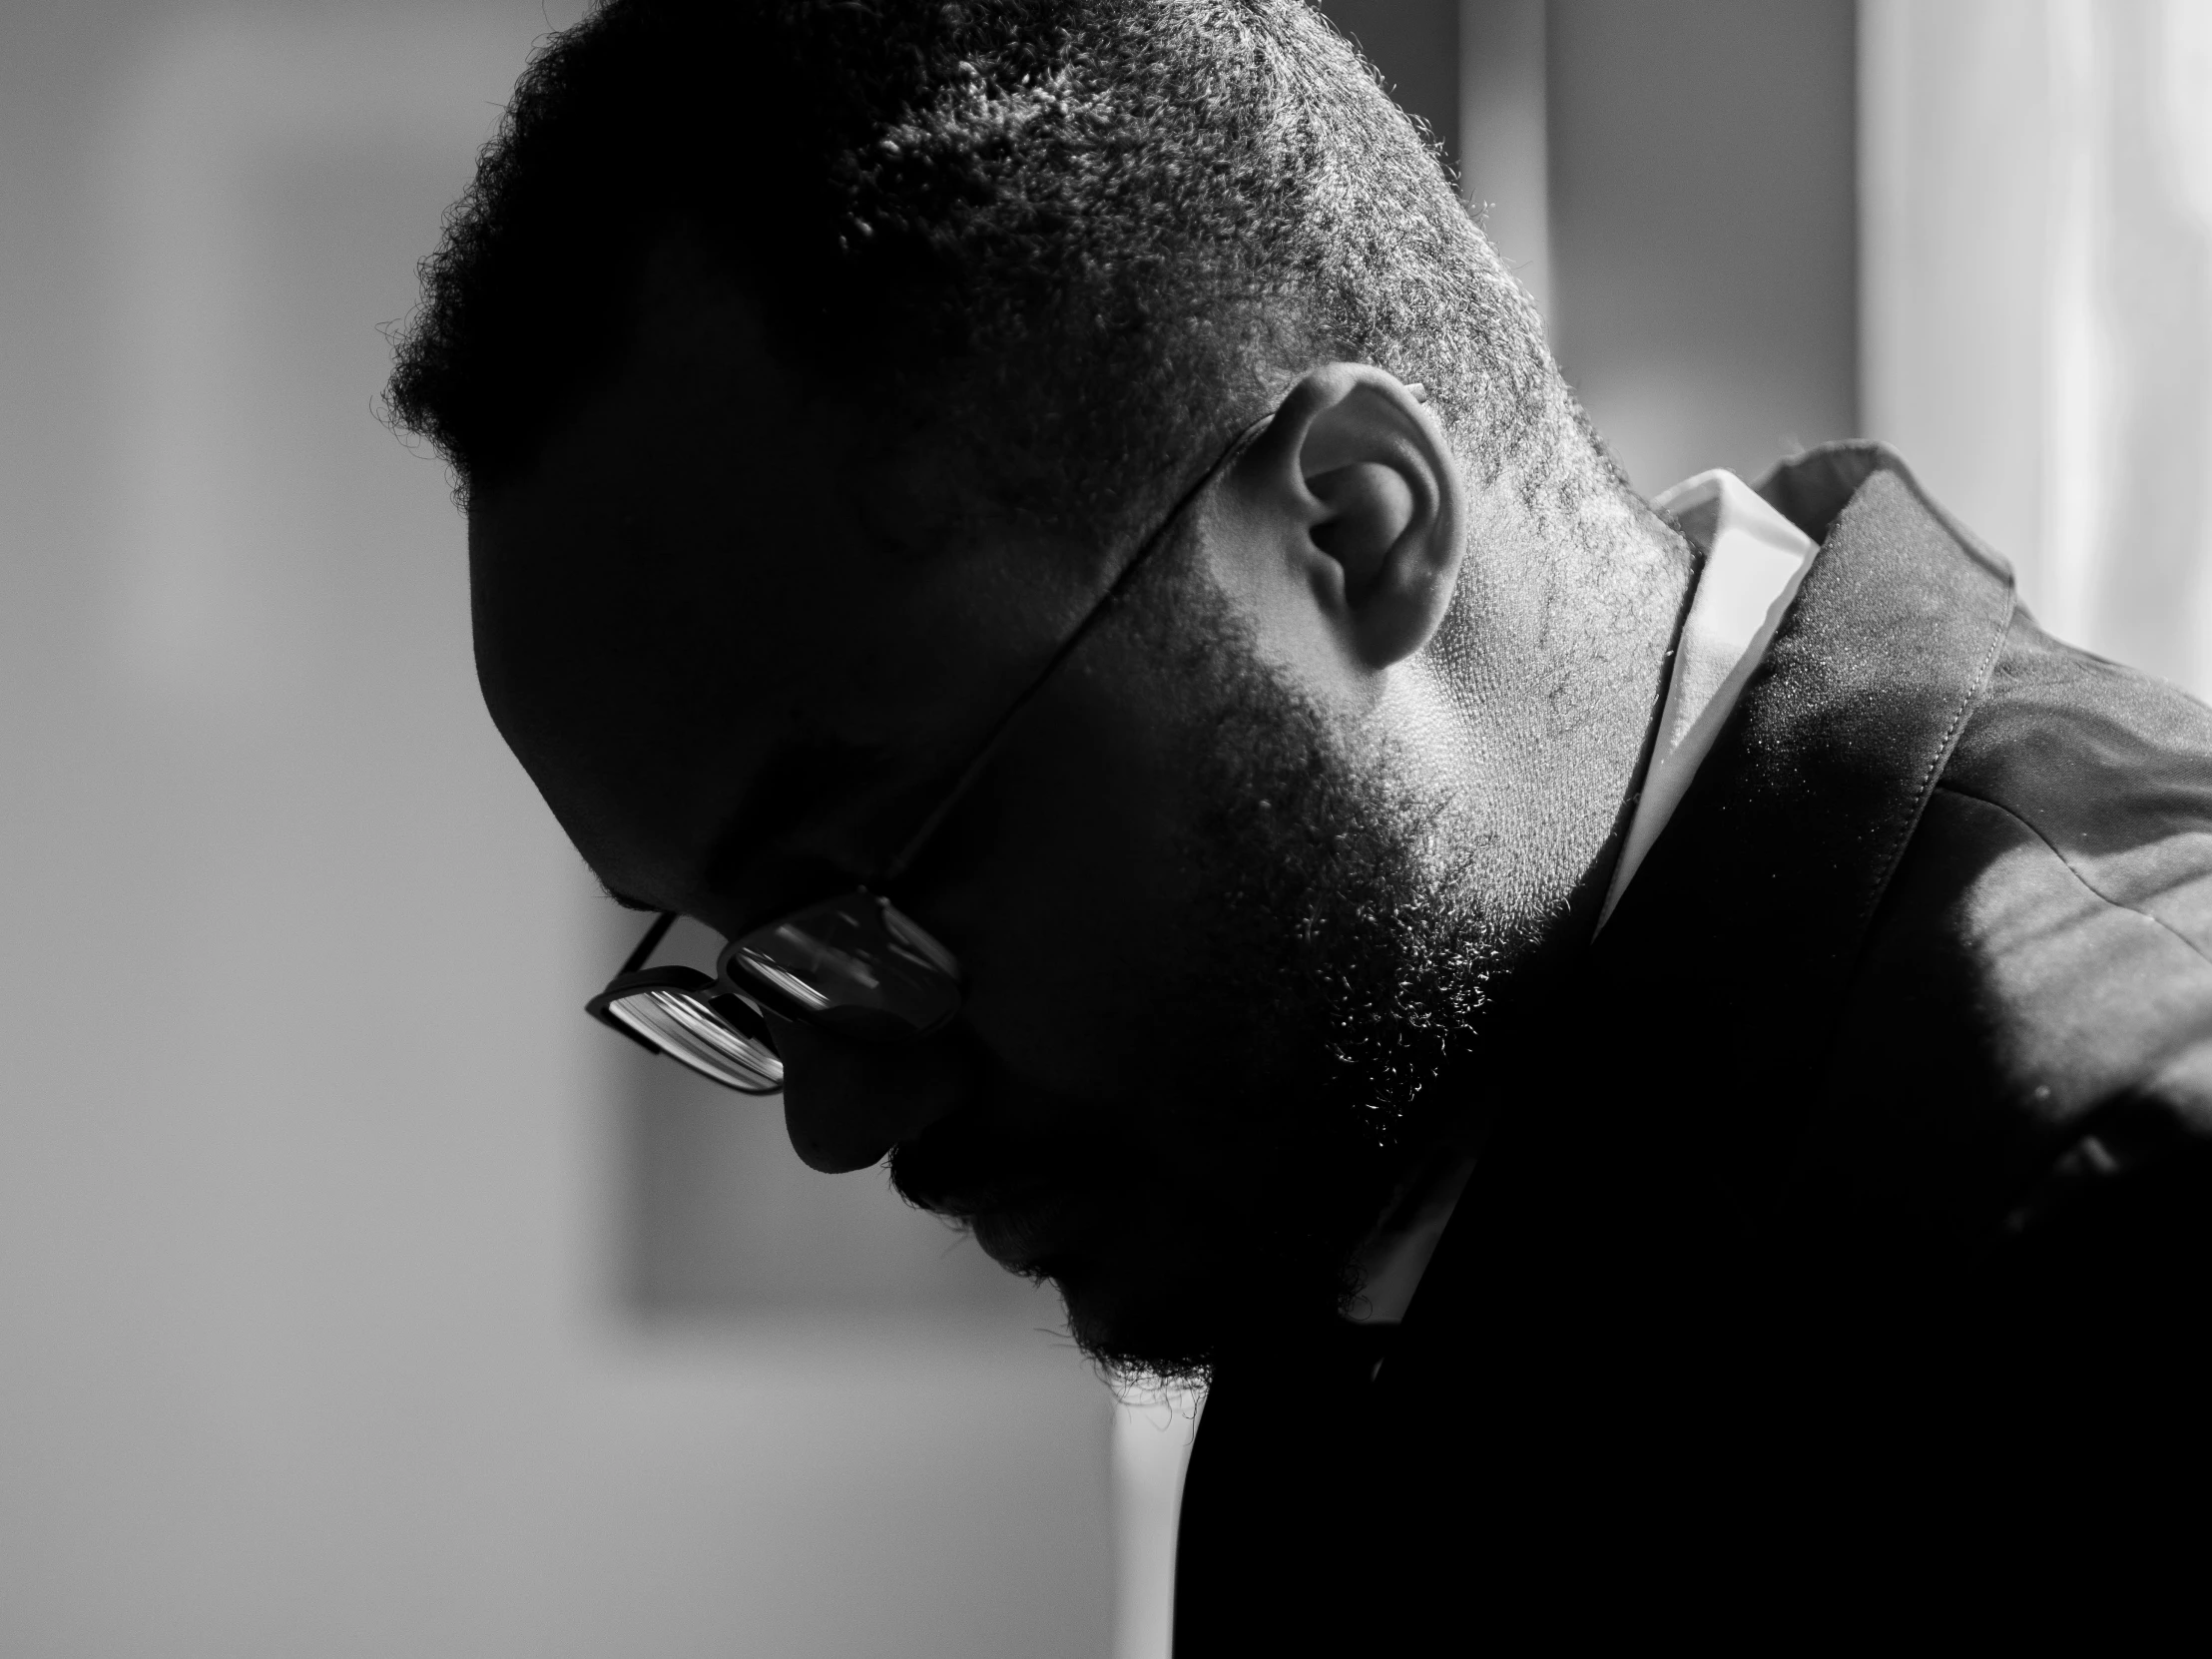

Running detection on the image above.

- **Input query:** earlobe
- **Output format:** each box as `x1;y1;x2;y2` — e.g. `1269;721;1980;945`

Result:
1237;363;1465;672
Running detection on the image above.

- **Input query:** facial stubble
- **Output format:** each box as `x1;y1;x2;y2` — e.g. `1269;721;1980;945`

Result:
930;583;1506;1389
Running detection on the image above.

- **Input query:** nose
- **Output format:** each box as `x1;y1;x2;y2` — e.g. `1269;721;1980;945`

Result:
769;1013;974;1173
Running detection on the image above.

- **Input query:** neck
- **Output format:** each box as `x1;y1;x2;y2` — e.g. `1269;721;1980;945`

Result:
1345;488;1694;1319
1418;484;1696;981
1526;494;1700;977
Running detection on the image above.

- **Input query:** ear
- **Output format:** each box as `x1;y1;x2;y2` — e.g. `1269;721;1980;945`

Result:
1220;362;1465;673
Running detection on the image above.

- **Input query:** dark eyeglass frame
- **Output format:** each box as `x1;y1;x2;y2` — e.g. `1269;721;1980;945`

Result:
588;408;1274;1094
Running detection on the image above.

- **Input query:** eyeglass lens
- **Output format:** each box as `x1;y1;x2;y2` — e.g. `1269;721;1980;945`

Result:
724;894;960;1042
604;984;785;1093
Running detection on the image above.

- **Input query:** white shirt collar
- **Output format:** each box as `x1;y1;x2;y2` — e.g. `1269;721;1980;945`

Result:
1595;469;1821;931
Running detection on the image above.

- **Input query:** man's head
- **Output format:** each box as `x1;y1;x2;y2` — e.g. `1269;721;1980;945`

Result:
389;0;1682;1383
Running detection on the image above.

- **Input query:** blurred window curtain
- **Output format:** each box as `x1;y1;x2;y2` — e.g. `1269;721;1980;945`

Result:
1864;0;2212;697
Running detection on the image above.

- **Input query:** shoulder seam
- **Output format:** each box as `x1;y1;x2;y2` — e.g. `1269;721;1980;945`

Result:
1860;591;2014;930
1934;782;2212;975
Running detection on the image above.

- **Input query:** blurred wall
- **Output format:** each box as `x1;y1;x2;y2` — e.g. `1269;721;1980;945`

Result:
0;6;1110;1656
1547;0;1861;493
1333;1;1865;493
1461;0;1552;319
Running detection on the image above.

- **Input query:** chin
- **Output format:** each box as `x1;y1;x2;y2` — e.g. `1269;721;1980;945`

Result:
911;1136;1369;1381
1036;1244;1225;1388
948;1186;1226;1382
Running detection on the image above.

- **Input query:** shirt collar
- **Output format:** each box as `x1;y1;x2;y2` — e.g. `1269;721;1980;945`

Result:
1595;469;1821;931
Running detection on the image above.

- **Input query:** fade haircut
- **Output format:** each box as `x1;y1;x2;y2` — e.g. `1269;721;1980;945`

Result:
386;0;1608;550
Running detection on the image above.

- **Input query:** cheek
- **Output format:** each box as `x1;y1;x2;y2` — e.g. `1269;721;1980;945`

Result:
909;676;1204;1106
952;827;1183;1094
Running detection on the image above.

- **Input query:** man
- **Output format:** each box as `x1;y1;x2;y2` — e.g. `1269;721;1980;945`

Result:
389;0;2211;1644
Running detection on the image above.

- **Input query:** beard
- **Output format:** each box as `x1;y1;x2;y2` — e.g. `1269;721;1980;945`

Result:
892;574;1505;1390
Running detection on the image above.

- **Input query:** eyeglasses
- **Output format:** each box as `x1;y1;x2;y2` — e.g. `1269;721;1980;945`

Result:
587;889;962;1093
587;412;1269;1094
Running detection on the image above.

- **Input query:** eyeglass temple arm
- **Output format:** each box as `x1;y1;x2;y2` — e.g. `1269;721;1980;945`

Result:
878;411;1274;883
620;910;679;975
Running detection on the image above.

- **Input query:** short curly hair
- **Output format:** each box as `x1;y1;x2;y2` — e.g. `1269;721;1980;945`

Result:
385;0;1595;547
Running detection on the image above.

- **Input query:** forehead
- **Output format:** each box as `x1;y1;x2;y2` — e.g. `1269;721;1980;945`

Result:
465;288;1111;924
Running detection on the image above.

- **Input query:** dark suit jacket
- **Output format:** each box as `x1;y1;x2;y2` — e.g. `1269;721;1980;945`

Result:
1175;445;2212;1650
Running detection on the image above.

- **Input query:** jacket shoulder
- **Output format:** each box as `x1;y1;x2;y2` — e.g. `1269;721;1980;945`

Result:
1945;608;2212;948
1795;611;2212;1269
